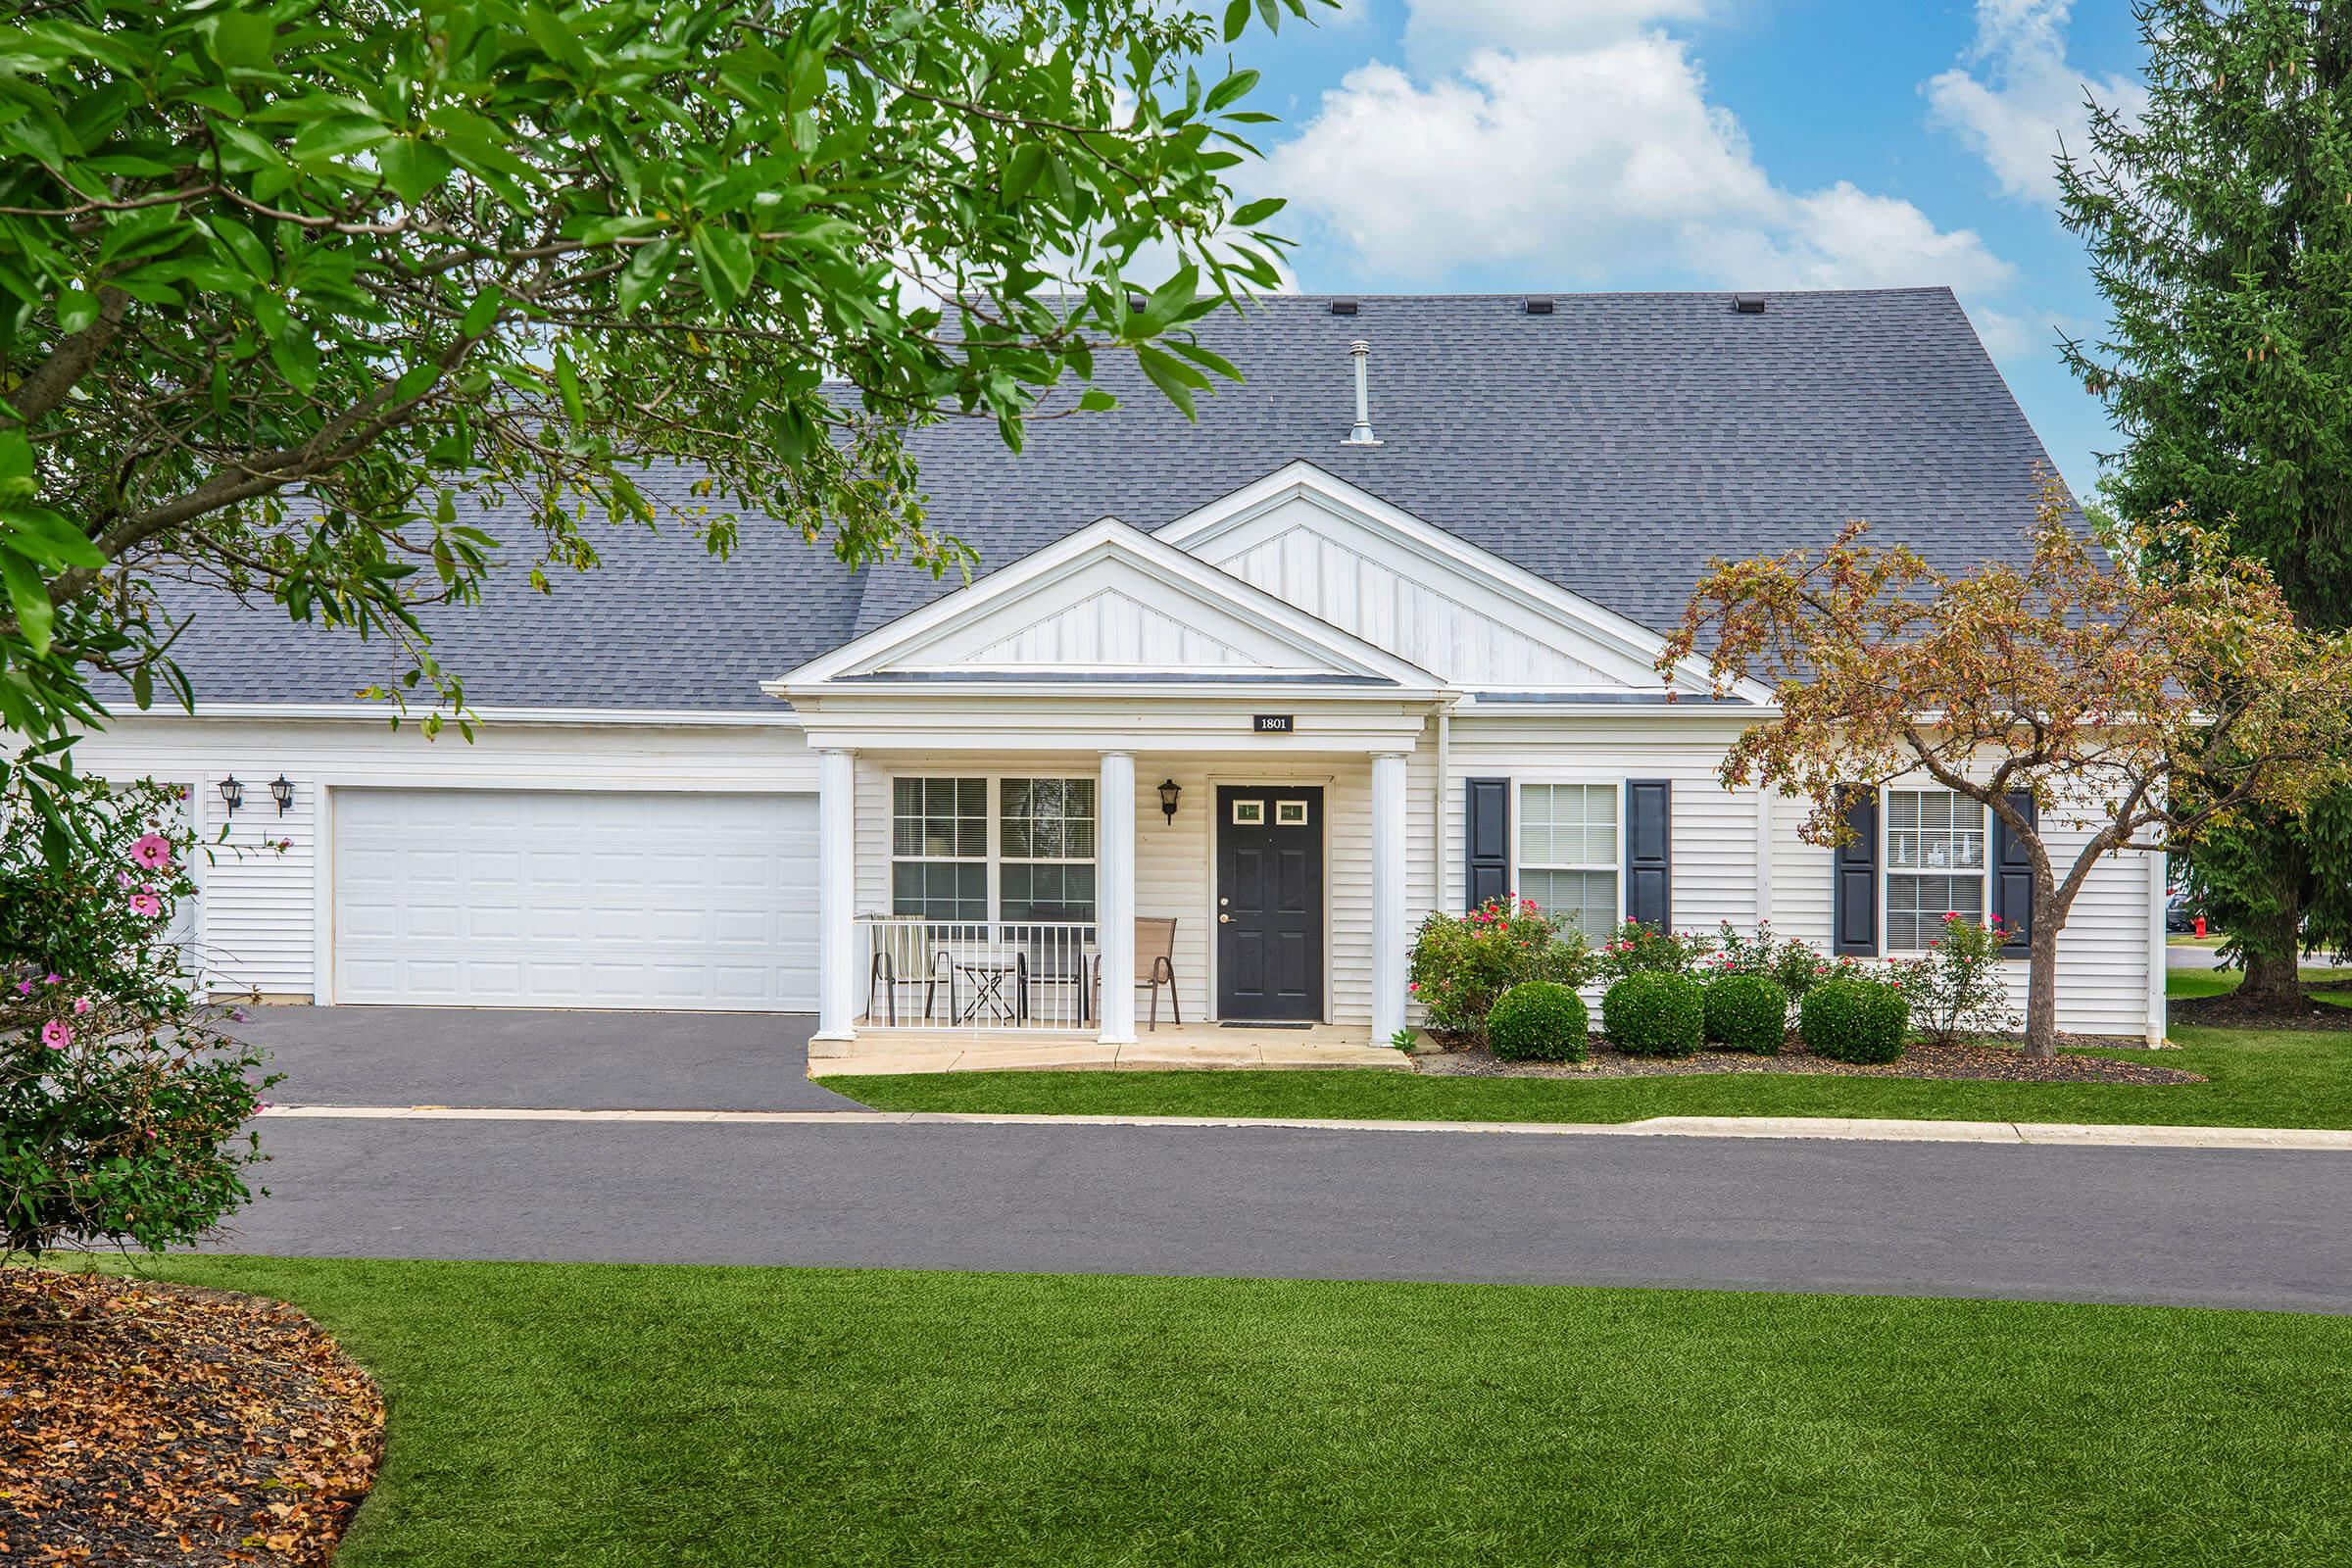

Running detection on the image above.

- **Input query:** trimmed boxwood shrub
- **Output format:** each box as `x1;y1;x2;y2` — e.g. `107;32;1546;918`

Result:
1601;971;1705;1058
1704;973;1789;1054
1487;981;1590;1062
1799;976;1910;1064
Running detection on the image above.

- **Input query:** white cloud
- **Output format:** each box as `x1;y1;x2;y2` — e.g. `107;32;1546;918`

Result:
1260;36;2010;294
1400;0;1714;62
1924;0;2146;206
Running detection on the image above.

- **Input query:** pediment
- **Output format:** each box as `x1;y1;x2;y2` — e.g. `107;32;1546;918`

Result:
1156;463;1767;700
779;517;1444;690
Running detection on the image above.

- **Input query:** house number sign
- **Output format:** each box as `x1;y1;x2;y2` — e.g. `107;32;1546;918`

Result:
1252;714;1294;734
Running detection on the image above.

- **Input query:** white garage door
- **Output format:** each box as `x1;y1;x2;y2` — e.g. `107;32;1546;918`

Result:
332;790;817;1011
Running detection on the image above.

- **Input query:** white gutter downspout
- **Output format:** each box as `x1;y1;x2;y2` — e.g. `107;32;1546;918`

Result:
1436;705;1452;914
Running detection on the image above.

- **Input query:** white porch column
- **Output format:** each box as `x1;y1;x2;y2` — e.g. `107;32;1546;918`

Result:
1371;750;1409;1045
814;747;858;1041
1097;750;1138;1045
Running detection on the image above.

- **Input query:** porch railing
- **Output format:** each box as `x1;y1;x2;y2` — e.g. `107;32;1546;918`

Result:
857;916;1097;1031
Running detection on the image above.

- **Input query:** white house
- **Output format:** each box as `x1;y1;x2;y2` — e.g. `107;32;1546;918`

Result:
69;291;2168;1055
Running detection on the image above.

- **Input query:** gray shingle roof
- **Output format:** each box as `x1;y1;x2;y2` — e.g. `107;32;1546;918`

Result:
152;288;2062;711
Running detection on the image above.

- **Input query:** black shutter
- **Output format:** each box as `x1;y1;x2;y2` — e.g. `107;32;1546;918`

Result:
1990;789;2036;956
1833;786;1879;956
1625;779;1672;930
1465;778;1509;910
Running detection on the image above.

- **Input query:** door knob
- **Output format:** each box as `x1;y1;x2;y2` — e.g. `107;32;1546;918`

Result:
1219;912;1231;923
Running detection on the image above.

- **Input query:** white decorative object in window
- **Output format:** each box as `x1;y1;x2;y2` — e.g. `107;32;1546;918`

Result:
1275;800;1309;825
1232;800;1265;825
1886;787;1986;950
891;777;987;921
1518;782;1618;938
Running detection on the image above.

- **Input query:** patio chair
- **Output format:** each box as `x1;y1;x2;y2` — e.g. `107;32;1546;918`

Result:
864;917;945;1025
1092;917;1182;1031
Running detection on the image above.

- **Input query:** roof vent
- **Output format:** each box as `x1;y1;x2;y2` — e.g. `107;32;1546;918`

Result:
1341;340;1383;447
1733;292;1767;315
1329;297;1359;317
1524;295;1554;316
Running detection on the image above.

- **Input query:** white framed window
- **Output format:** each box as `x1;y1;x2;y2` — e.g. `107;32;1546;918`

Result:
1886;787;1985;950
890;775;1100;924
891;777;988;921
1518;782;1619;939
1000;777;1097;922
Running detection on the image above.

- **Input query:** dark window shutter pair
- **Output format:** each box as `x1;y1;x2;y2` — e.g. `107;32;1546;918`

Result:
1464;778;1509;909
1990;790;2036;956
1625;780;1671;930
1833;786;1879;956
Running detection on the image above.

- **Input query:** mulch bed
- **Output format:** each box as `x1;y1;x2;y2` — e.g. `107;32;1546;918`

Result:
1414;1034;2205;1084
2170;986;2352;1032
1;1269;382;1566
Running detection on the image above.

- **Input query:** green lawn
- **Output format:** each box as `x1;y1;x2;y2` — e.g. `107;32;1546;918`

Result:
122;1255;2350;1567
843;968;2352;1130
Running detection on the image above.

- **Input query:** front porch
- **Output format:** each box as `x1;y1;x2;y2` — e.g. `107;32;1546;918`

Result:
808;1021;1411;1077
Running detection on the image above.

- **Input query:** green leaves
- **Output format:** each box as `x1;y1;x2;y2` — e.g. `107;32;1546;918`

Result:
0;0;1309;830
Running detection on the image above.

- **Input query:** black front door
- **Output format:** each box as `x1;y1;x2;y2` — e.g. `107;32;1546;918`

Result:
1216;786;1324;1021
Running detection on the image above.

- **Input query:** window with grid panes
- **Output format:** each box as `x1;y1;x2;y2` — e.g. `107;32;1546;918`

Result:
1518;783;1618;938
1886;787;1986;949
890;777;988;921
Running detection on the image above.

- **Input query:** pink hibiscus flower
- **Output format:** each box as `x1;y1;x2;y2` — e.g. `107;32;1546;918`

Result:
40;1019;71;1051
130;832;173;871
72;998;91;1015
128;893;163;919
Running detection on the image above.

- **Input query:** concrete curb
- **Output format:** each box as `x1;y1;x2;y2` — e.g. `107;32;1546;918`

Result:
255;1103;2352;1151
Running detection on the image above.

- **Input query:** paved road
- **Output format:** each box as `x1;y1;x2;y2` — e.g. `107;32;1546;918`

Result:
206;1115;2352;1313
2166;943;2227;970
231;1005;855;1110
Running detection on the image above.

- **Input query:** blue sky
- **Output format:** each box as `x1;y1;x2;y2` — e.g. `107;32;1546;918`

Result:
1219;0;2149;498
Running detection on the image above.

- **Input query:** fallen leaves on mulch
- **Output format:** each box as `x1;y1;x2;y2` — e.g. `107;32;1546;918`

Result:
1416;1035;2206;1083
0;1269;381;1565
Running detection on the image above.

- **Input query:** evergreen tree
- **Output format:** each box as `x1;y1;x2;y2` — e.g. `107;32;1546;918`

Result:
2057;0;2352;1005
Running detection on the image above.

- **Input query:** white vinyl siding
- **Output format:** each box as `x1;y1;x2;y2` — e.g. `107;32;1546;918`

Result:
1518;782;1619;938
1886;788;1985;950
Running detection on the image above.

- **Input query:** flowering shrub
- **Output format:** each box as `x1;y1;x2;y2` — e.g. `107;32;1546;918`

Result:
1487;982;1590;1063
1890;911;2022;1047
0;775;275;1256
1799;976;1909;1064
1407;896;1594;1043
1594;921;1715;983
1700;920;1832;1000
1601;971;1706;1057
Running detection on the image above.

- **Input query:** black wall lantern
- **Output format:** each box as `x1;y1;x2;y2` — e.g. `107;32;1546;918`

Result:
1157;778;1182;825
270;775;295;815
217;775;244;814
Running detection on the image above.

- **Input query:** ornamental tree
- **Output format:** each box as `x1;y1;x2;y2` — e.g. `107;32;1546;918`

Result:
0;0;1317;820
1659;482;2352;1058
0;770;273;1256
2056;0;2352;1001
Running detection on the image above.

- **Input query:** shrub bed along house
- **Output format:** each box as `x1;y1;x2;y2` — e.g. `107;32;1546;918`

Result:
1800;976;1911;1064
1406;896;1593;1043
1704;973;1790;1054
1486;982;1590;1063
1601;972;1706;1057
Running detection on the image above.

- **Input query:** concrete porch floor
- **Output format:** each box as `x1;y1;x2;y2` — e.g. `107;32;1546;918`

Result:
808;1022;1411;1077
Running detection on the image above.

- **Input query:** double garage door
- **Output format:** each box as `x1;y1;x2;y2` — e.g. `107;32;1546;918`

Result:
332;790;817;1011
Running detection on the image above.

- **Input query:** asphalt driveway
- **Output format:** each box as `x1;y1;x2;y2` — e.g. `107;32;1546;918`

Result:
229;1004;858;1111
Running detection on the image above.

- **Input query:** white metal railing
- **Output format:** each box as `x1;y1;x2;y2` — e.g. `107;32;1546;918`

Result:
856;917;1097;1031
